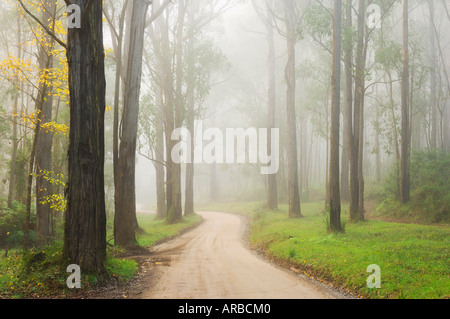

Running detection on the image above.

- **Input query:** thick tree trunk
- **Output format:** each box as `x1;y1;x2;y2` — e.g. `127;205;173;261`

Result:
63;0;107;274
115;0;149;246
329;0;342;232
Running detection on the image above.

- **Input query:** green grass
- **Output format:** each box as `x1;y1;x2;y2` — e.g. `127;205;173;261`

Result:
0;213;203;298
135;213;203;247
199;201;450;299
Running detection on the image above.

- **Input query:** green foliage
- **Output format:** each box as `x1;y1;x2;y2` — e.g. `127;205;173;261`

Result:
33;170;67;212
375;40;402;72
0;242;65;298
136;213;202;247
104;257;138;283
0;201;32;249
0;213;203;298
377;150;450;224
304;3;333;48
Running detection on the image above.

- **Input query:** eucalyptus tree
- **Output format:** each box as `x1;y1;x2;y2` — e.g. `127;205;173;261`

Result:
63;0;108;273
267;0;310;218
329;0;343;232
114;0;150;247
252;0;278;210
400;0;410;203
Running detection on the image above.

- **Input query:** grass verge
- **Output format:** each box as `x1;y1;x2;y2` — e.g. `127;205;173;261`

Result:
0;213;202;298
198;201;450;299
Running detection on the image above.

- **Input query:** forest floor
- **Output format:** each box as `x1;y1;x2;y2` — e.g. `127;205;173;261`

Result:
62;200;448;299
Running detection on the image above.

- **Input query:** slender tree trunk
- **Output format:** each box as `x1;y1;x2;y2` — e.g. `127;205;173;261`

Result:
428;0;437;150
150;0;167;220
155;90;167;219
341;108;349;201
350;0;365;222
266;13;278;210
284;0;302;218
8;16;20;209
63;0;107;274
184;93;195;216
400;0;410;203
329;0;342;232
375;103;381;183
252;0;278;209
167;0;187;223
111;0;128;191
36;0;56;247
344;0;353;204
325;91;330;209
8;92;18;209
115;0;149;246
24;112;41;250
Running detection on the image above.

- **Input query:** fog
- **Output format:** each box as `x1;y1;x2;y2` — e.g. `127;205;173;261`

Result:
126;0;450;211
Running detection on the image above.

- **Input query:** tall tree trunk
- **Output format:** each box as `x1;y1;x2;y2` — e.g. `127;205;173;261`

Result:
63;0;107;274
184;93;195;217
329;0;342;232
387;71;401;197
375;103;381;183
253;0;278;210
350;0;365;222
149;0;167;220
24;110;41;250
400;0;410;203
284;0;302;218
115;0;149;246
357;27;370;221
341;108;349;201
36;0;56;247
344;0;353;204
8;15;21;209
155;90;167;219
111;0;128;192
266;10;278;210
428;0;437;150
167;0;187;223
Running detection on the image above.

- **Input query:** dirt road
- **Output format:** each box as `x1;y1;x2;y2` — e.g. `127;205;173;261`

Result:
137;211;344;299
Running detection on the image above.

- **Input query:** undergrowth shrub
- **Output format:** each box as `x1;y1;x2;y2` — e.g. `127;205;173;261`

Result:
377;150;450;223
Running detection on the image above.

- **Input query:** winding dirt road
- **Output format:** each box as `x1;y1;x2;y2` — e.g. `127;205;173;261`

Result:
136;212;344;299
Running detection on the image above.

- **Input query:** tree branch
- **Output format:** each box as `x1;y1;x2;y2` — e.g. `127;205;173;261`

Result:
17;0;67;49
146;0;172;28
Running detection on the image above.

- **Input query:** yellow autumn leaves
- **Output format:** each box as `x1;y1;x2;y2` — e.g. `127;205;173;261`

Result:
33;169;68;212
